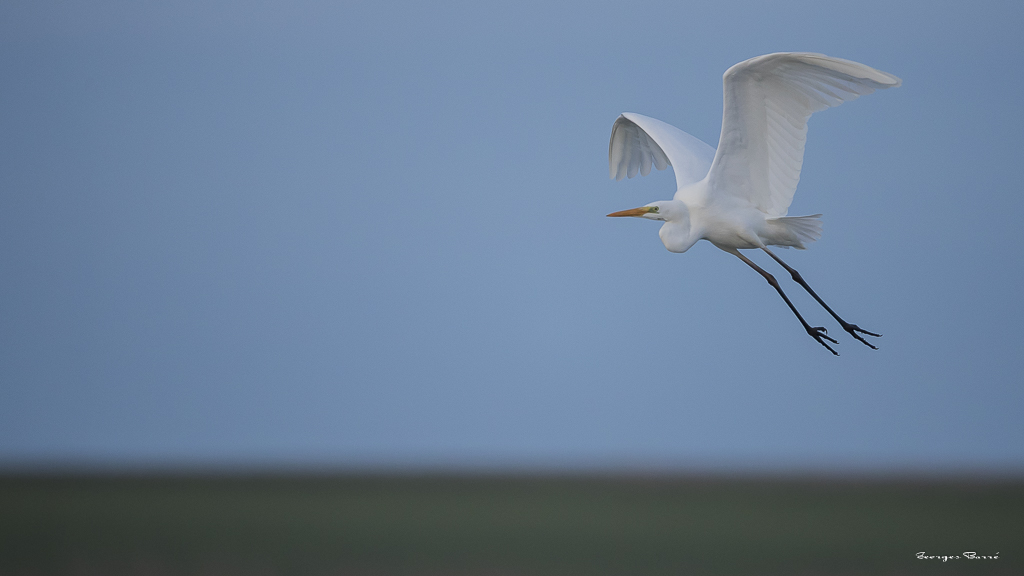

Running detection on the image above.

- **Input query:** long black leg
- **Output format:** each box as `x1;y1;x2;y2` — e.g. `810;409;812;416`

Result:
761;247;880;350
731;250;838;355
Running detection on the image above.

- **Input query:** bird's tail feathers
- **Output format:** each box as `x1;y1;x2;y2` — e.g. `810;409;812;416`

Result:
769;214;823;249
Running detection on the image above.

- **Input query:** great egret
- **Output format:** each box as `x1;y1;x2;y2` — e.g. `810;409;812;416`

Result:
607;52;900;355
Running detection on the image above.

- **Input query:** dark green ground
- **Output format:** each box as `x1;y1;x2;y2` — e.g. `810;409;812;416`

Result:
0;474;1019;575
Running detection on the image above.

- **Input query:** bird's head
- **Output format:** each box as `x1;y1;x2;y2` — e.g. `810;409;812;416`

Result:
606;200;683;222
607;200;694;253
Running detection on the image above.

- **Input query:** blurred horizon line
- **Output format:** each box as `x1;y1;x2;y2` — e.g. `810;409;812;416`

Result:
3;461;1022;483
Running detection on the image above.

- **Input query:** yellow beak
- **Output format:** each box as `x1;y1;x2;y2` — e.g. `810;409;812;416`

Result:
607;206;656;217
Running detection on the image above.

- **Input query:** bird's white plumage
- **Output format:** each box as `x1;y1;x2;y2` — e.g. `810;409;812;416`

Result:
709;53;901;217
608;113;716;189
609;53;901;218
605;52;900;354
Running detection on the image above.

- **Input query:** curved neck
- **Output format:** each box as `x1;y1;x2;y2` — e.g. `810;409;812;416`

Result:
658;207;697;253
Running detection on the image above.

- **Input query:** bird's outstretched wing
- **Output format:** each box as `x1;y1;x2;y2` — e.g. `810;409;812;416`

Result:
707;53;901;217
608;112;716;189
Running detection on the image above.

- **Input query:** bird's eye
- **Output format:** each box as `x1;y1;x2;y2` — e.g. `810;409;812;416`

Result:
651;206;660;213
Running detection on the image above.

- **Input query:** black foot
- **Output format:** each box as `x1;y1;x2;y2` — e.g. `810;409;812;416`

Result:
840;322;881;350
807;326;839;355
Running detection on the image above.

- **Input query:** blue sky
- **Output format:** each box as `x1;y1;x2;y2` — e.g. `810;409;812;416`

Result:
1;1;1022;473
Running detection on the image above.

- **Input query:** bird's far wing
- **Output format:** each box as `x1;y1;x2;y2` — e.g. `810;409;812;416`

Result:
609;112;716;189
707;53;900;217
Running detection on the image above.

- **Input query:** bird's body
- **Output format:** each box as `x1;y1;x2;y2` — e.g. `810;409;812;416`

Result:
607;53;900;354
645;185;823;254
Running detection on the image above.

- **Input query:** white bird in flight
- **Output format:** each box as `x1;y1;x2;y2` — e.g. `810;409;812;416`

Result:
607;52;900;355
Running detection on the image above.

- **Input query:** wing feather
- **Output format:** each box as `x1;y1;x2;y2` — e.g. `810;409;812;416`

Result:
608;112;716;190
707;53;900;216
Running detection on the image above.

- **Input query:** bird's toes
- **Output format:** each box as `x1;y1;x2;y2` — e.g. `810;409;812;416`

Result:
817;338;839;355
805;326;839;355
859;328;879;336
849;331;880;350
847;324;881;338
810;326;838;344
841;323;881;349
